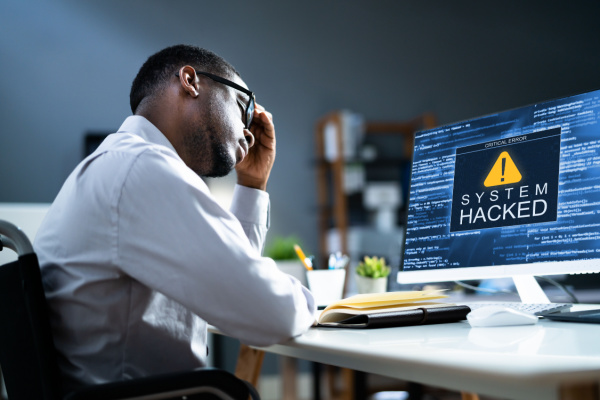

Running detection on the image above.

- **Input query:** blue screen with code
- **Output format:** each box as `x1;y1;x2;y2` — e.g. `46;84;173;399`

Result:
403;89;600;271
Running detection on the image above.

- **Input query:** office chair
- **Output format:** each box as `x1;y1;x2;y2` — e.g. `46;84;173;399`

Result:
0;219;259;400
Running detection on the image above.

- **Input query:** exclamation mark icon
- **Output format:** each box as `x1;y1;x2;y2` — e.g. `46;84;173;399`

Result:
484;151;522;187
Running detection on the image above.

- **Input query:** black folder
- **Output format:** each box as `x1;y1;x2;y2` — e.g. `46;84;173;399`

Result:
318;305;471;329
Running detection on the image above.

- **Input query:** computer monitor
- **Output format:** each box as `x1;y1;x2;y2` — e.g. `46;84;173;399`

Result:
398;89;600;302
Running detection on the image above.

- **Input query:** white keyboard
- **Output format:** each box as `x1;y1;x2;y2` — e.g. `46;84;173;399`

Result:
464;302;572;316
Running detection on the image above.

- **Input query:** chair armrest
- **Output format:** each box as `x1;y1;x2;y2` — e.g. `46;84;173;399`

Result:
64;367;258;400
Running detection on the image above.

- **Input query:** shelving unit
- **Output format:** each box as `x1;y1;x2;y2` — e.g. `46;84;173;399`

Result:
315;111;437;294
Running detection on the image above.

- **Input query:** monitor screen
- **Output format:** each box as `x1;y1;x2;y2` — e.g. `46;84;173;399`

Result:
398;89;600;284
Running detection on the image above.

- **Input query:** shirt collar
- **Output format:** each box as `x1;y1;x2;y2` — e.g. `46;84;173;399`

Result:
117;115;178;155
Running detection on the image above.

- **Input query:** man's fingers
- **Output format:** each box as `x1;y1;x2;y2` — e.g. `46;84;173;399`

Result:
251;104;275;140
260;110;273;125
254;103;273;123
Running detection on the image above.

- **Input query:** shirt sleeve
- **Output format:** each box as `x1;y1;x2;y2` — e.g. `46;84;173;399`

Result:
229;184;270;254
115;149;315;347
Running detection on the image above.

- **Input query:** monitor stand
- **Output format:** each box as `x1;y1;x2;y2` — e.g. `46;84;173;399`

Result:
513;275;550;304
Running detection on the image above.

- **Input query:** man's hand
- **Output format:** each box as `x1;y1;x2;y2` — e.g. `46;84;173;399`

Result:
236;103;276;191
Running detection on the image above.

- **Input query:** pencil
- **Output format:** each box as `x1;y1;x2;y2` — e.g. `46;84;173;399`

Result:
294;244;313;270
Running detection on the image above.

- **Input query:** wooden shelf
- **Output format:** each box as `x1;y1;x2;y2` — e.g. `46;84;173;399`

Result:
314;111;437;295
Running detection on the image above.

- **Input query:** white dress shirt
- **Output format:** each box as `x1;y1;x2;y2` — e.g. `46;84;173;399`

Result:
34;116;315;392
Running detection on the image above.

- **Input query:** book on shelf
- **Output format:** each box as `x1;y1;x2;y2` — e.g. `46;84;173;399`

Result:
316;290;471;329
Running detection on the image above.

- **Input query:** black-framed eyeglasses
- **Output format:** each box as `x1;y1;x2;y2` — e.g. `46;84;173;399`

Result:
176;70;255;129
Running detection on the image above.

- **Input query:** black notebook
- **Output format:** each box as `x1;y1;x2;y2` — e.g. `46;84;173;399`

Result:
315;290;470;329
318;305;471;329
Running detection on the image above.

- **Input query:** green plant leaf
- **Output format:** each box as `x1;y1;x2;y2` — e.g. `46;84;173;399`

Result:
265;236;303;260
356;255;390;278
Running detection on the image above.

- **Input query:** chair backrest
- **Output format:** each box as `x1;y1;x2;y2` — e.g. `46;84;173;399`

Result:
0;222;63;400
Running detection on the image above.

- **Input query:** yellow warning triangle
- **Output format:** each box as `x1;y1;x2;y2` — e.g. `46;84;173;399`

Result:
484;151;522;187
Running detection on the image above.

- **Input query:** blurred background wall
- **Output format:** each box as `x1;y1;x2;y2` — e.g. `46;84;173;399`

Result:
1;0;600;256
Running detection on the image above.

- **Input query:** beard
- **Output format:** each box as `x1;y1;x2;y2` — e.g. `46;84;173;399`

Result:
183;124;235;178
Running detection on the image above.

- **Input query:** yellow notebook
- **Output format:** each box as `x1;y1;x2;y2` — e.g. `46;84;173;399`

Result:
317;290;469;328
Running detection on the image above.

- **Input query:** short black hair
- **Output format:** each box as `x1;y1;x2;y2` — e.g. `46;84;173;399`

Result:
129;44;238;114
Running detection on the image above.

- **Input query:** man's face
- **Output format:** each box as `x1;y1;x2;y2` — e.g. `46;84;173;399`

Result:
183;73;254;178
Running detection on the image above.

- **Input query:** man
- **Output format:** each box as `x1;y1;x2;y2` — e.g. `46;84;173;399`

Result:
34;44;316;392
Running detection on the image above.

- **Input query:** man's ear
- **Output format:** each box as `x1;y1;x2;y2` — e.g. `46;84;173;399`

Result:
178;65;200;98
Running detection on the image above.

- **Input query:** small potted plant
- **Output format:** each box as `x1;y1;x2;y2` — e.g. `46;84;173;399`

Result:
355;256;390;294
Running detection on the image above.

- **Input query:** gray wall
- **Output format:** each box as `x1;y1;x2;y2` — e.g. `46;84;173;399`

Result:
2;0;600;255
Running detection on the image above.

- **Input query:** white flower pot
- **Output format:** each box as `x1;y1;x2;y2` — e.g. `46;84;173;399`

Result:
355;274;388;294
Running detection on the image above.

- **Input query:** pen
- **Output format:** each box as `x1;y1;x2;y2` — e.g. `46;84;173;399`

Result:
328;254;336;269
294;244;313;271
328;252;349;269
337;254;349;269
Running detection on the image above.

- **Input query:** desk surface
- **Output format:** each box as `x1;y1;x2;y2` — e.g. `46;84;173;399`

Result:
255;305;600;400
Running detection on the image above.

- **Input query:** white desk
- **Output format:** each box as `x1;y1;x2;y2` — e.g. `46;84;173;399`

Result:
251;308;600;400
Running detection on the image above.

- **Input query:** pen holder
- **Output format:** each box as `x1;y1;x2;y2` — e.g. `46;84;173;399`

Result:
306;269;346;307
